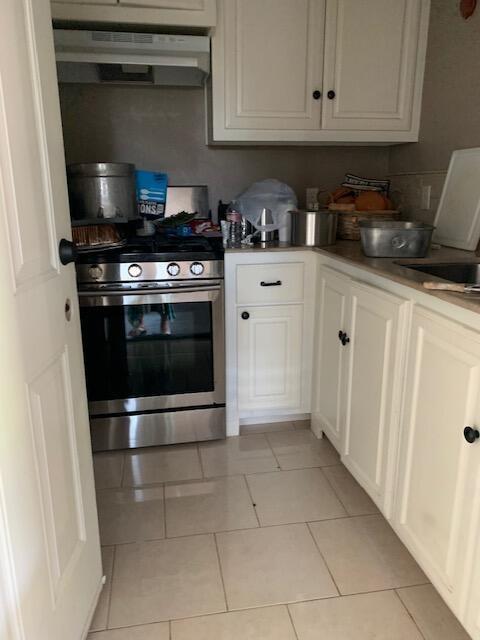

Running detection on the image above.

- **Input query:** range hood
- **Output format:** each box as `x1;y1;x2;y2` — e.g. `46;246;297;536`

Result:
54;29;210;87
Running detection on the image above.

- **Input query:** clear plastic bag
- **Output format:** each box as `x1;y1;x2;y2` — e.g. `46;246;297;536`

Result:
233;179;298;232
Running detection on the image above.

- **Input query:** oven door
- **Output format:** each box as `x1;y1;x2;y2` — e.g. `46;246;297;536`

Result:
78;282;225;416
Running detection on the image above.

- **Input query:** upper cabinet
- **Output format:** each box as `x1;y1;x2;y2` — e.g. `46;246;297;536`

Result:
322;0;424;132
50;0;217;27
211;0;430;143
217;0;325;131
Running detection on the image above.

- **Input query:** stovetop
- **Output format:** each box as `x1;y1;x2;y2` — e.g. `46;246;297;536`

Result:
76;233;224;264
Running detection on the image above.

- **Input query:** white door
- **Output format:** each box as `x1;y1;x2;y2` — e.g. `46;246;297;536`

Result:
322;0;425;131
0;2;101;640
342;283;409;516
394;308;480;624
214;0;325;131
466;543;480;640
311;267;350;452
238;305;303;411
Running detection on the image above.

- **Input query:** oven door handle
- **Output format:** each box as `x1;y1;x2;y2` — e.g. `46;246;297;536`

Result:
78;285;222;307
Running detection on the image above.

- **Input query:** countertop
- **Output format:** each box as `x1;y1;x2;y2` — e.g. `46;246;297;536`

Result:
226;241;480;315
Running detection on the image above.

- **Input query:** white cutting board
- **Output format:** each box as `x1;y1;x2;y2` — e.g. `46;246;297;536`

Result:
434;147;480;250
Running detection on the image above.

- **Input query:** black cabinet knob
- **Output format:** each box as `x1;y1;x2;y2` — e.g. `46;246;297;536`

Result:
464;426;480;444
338;330;350;346
327;90;336;100
58;238;77;265
312;90;322;100
241;311;250;320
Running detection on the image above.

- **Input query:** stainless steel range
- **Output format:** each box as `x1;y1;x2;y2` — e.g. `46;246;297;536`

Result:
76;236;225;451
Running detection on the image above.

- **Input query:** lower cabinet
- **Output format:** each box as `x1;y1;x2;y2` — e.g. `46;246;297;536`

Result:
311;267;350;452
312;267;410;516
393;307;480;635
342;282;410;516
237;304;303;412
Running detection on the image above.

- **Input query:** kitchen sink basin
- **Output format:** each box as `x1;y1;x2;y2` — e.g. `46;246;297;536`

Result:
398;262;480;284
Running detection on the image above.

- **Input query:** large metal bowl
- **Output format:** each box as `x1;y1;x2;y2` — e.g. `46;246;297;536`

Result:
359;220;435;258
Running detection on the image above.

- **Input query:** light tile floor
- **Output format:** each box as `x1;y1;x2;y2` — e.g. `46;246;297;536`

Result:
88;421;472;639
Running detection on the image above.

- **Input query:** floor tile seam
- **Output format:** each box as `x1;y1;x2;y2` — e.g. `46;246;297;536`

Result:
241;474;262;528
105;544;117;630
263;432;283;465
392;587;428;640
115;480;169;490
119;453;127;488
213;532;230;614
162;483;167;539
285;604;301;640
305;521;341;597
319;465;354;516
196;442;206;479
100;512;356;545
96;588;429;635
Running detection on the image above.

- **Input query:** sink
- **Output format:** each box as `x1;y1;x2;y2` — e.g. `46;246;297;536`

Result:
398;262;480;284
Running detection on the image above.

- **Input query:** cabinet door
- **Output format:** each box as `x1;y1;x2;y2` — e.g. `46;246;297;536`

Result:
342;283;409;516
55;0;116;4
118;0;210;8
322;0;426;131
238;305;303;411
213;0;325;131
394;308;480;621
311;268;350;451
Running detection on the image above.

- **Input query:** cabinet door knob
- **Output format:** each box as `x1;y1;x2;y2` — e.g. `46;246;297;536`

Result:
464;426;480;443
241;311;250;320
338;330;350;346
312;90;322;100
327;90;336;100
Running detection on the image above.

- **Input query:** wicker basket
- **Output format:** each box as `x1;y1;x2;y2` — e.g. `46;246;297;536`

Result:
335;210;399;241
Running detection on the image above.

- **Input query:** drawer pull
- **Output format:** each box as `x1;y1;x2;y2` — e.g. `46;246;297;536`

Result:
338;330;350;346
260;280;282;287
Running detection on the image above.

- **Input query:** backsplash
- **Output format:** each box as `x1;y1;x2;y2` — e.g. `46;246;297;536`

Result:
388;171;447;225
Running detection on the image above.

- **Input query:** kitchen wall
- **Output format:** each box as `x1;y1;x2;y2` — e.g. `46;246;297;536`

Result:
59;84;389;212
388;0;480;222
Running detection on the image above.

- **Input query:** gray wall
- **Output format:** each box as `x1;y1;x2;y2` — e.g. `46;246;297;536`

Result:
389;0;480;174
59;84;389;211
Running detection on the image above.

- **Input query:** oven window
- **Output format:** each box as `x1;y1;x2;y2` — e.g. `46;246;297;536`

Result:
80;302;214;401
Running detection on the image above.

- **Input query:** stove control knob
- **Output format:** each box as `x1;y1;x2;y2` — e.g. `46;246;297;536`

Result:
128;263;143;278
88;264;103;280
190;262;205;276
167;262;181;277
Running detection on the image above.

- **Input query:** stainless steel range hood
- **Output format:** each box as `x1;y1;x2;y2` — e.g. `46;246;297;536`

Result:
54;29;210;87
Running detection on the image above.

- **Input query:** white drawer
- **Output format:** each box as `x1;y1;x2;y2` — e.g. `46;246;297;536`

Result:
236;262;304;304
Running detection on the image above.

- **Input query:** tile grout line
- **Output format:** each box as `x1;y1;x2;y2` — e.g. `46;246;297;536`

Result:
286;604;301;640
393;588;427;640
242;474;261;528
196;442;206;479
162;483;167;539
119;452;126;488
264;431;283;470
305;521;342;597
105;544;117;631
213;533;230;614
320;466;352;516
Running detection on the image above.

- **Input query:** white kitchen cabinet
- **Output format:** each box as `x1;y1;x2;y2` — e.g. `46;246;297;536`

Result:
322;0;424;131
311;267;350;452
214;0;325;132
211;0;430;143
394;307;480;631
51;0;216;27
342;282;410;516
237;304;303;412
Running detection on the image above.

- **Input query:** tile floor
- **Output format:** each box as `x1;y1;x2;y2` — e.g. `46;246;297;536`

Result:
89;421;471;640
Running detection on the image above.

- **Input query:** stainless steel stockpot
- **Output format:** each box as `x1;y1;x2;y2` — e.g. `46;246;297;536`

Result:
290;209;338;247
67;162;137;224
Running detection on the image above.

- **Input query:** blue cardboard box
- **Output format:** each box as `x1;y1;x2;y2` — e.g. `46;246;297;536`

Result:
136;170;168;219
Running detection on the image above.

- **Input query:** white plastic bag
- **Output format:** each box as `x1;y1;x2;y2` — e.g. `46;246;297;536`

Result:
233;179;298;232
